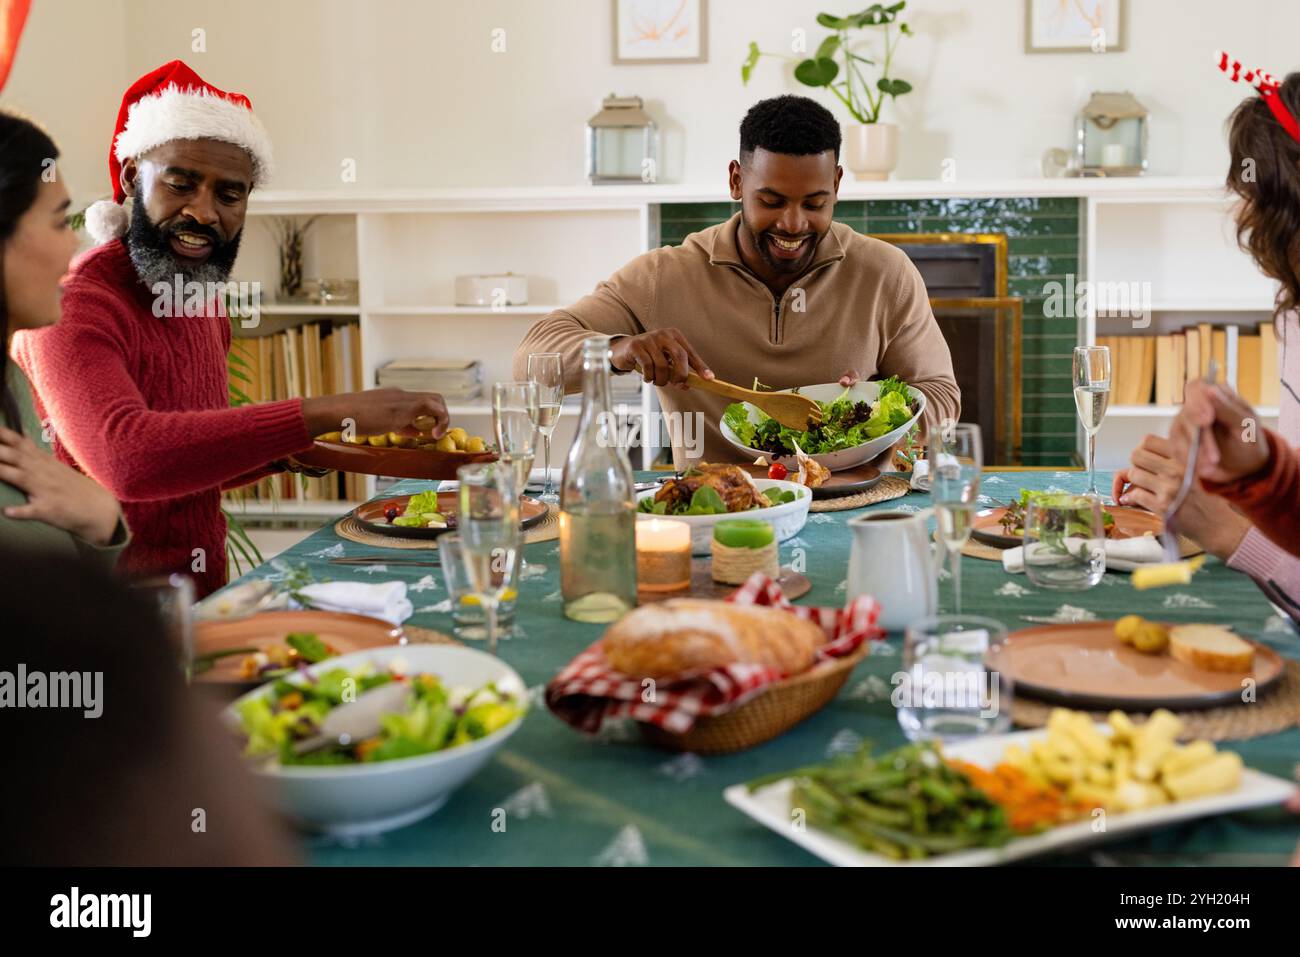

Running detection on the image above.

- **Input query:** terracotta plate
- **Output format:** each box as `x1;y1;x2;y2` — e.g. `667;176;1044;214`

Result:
290;439;496;481
989;622;1284;710
354;491;549;541
739;462;882;499
971;504;1198;557
193;610;403;686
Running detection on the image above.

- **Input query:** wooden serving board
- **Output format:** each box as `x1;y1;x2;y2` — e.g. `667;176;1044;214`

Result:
291;439;496;480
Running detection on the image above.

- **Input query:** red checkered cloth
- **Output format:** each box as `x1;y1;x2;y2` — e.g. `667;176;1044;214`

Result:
545;573;883;735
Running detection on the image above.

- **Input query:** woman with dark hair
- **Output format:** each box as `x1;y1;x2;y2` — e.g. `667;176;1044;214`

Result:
1115;67;1300;620
0;110;126;563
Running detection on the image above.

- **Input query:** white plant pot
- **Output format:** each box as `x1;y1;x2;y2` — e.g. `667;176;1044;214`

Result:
844;122;899;181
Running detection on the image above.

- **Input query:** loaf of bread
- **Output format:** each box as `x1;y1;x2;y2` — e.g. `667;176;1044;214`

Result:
602;598;826;680
1169;624;1255;672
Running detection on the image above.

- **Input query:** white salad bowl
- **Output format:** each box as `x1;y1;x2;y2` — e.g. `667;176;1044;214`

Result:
636;477;812;556
719;380;926;472
226;644;526;837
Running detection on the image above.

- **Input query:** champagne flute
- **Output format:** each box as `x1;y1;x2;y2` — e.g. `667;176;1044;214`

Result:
456;462;521;654
491;380;540;500
928;422;983;616
526;353;564;506
1073;345;1111;497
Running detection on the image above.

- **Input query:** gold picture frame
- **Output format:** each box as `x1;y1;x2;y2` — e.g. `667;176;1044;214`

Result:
612;0;709;65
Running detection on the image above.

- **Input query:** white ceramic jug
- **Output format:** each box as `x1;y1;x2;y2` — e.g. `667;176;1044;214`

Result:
846;509;937;632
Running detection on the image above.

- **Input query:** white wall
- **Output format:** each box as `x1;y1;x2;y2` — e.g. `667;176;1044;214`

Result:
5;0;1300;199
1;0;127;201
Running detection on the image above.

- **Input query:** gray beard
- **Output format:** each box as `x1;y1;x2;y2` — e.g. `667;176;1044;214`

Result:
126;237;233;289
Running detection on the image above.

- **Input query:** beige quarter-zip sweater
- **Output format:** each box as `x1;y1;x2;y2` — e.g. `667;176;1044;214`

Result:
513;212;960;462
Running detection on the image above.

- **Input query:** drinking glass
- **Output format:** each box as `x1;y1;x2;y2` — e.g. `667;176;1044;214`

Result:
1073;345;1111;496
526;353;564;505
899;614;1012;742
456;462;522;654
438;533;519;641
492;380;540;499
1023;495;1106;590
132;574;196;681
927;422;983;615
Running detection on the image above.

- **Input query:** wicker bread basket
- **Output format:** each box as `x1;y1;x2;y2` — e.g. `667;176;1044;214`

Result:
637;642;872;755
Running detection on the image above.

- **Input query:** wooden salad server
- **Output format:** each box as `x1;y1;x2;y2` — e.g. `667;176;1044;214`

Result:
685;372;822;431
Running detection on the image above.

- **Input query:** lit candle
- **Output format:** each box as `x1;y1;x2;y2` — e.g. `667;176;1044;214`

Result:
1102;143;1127;168
635;518;692;592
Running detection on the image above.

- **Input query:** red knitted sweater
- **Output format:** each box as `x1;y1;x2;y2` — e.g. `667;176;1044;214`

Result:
12;240;313;597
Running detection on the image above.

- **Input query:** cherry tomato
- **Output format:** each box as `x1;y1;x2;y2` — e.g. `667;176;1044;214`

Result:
384;504;400;522
767;462;789;481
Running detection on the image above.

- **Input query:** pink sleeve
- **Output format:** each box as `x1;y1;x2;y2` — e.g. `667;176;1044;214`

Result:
17;289;313;503
1227;528;1300;617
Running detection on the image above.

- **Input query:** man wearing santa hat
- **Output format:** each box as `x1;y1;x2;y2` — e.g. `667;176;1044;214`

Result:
13;61;449;597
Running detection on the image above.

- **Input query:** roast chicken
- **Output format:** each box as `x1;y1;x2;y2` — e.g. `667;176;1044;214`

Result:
653;463;768;512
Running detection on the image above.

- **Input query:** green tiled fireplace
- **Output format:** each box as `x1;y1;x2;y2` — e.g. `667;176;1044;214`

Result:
659;198;1083;467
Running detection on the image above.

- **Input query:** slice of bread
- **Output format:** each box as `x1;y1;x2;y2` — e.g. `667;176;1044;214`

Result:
1169;625;1255;672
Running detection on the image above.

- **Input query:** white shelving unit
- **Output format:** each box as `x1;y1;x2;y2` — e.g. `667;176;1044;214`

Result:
227;176;1280;511
232;193;659;511
1083;186;1281;468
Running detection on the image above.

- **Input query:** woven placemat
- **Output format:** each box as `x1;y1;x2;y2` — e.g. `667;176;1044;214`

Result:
402;623;460;646
334;508;559;550
810;474;912;513
1012;659;1300;741
961;534;1202;564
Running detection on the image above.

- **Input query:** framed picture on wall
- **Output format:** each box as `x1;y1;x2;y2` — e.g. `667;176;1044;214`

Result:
1025;0;1125;53
612;0;708;64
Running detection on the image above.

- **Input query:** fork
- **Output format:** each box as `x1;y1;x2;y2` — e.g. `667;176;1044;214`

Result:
1161;359;1219;561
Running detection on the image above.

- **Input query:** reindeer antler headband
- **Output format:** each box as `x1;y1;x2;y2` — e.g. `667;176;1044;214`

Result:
1216;50;1300;144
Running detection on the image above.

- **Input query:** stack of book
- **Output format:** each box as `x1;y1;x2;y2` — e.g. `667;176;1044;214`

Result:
377;359;482;400
1097;320;1279;407
225;320;366;504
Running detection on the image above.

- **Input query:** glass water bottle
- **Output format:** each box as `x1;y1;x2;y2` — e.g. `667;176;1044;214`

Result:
559;336;638;622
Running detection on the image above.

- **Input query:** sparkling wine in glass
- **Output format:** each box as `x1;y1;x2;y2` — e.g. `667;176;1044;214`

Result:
1073;345;1111;496
456;462;521;654
492;380;540;498
526;353;564;506
928;422;983;616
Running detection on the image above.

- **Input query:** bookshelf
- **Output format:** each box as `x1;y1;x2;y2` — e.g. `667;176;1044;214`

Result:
225;197;658;517
1084;193;1283;468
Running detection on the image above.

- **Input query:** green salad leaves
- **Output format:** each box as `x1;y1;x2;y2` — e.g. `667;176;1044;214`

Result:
724;376;916;456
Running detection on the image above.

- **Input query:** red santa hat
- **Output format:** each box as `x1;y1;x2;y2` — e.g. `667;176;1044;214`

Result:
84;59;273;244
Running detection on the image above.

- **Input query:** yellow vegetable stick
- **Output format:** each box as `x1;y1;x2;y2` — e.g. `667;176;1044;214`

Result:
1131;554;1206;590
1159;741;1216;779
1108;710;1138;744
1162;752;1243;801
1066;712;1112;762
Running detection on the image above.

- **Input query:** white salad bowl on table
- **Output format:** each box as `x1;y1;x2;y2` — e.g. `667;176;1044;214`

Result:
719;380;926;472
226;644;526;837
636;478;812;556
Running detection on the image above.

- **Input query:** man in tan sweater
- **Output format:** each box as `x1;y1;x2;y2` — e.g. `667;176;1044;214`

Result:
513;95;959;463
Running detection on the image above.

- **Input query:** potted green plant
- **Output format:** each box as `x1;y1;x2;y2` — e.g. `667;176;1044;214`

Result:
742;3;913;180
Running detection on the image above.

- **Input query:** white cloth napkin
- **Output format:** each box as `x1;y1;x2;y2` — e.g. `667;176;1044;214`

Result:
909;453;958;491
1001;533;1164;574
292;581;414;625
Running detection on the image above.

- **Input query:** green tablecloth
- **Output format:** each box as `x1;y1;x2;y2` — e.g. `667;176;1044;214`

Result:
207;470;1300;866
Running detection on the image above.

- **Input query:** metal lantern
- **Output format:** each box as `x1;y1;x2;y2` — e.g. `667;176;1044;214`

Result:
586;94;659;185
1075;92;1149;177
